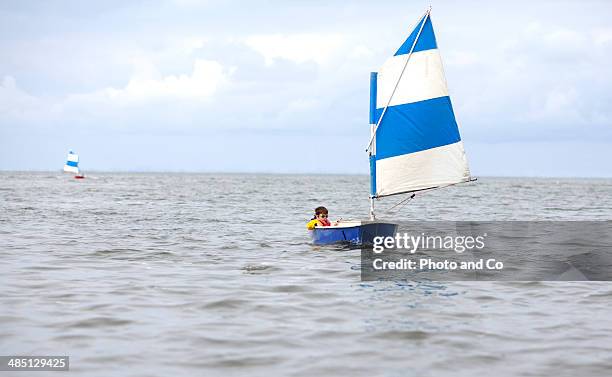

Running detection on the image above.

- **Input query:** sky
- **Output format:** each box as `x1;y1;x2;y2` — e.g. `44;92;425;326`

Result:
0;0;611;176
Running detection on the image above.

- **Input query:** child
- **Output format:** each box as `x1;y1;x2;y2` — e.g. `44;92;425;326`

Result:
306;206;332;230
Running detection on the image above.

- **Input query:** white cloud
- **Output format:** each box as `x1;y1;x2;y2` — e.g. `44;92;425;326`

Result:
521;88;582;124
245;33;344;66
2;1;612;174
445;51;479;67
593;28;612;45
349;45;374;59
181;37;208;54
0;59;234;131
68;58;233;105
111;58;231;101
447;18;612;138
276;98;320;122
0;76;43;120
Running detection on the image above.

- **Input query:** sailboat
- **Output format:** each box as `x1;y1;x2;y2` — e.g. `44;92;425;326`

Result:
64;150;85;179
311;7;473;245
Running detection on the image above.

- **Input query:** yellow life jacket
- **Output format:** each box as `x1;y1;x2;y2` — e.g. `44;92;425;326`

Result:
307;218;333;230
306;219;319;230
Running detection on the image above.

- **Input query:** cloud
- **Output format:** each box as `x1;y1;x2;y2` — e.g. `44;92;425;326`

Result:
35;57;235;128
594;28;612;45
1;1;611;175
245;33;344;66
0;76;44;121
102;58;232;102
444;18;612;143
0;58;234;135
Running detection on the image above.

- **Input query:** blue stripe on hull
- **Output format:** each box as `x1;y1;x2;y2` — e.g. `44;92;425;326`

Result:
395;16;437;56
311;223;398;246
312;226;362;245
375;96;461;160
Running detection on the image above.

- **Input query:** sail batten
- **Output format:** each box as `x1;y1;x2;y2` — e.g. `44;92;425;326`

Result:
369;10;470;198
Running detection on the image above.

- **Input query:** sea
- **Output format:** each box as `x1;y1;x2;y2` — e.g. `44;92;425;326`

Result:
1;172;612;376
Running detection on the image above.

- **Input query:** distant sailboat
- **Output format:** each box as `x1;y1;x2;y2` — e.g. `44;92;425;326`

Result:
64;150;85;179
311;7;473;245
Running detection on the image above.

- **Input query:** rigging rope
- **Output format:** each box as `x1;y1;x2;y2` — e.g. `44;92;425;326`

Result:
382;193;416;214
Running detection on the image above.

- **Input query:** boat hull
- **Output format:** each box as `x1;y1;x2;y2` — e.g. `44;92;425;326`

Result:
310;221;397;246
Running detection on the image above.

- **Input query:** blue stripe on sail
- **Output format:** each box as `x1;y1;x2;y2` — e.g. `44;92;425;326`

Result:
395;15;437;56
66;160;78;167
375;96;461;160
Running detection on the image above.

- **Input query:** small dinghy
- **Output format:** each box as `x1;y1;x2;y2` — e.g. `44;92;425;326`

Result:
311;220;398;246
64;150;85;179
311;7;473;246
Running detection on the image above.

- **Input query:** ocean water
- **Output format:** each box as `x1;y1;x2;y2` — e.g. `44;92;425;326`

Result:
1;172;612;376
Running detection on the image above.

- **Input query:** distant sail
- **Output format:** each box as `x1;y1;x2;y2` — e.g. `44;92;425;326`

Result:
370;10;470;197
63;150;79;174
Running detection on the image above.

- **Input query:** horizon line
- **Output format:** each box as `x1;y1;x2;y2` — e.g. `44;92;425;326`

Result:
1;169;611;180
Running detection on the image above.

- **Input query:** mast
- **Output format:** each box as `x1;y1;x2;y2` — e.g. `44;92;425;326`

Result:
369;72;378;220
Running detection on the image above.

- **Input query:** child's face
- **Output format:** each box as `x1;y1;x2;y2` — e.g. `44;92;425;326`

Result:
317;213;329;220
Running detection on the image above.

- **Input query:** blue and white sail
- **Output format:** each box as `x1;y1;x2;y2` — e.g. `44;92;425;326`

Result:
63;150;80;174
368;9;471;198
